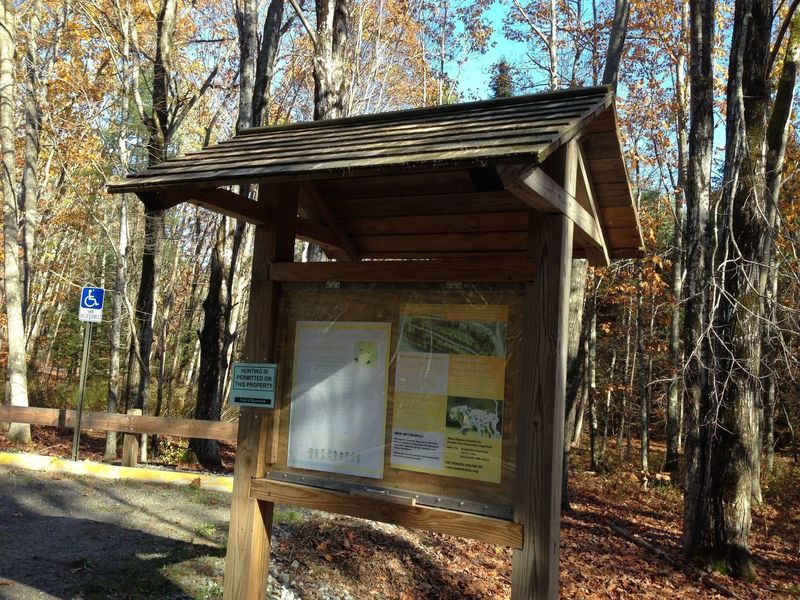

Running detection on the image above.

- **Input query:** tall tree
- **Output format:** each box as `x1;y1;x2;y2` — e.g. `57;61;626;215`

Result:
191;0;288;467
490;59;514;97
681;0;800;578
1;0;31;444
682;0;715;569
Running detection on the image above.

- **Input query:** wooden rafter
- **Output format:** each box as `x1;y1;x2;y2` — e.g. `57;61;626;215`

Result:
499;142;610;266
300;182;360;261
575;142;611;266
138;187;271;224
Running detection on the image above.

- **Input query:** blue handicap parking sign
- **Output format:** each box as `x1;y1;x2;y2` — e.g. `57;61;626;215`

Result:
80;287;105;310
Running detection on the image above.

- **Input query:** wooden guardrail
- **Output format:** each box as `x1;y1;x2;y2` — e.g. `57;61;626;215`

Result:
0;405;237;442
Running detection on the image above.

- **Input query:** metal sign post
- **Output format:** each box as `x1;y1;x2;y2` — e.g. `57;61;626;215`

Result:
71;286;105;461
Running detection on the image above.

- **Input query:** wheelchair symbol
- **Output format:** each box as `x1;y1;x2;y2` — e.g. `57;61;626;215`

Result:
83;290;99;308
81;287;104;310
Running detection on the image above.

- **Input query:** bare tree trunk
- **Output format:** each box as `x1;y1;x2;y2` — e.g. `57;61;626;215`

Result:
130;0;176;461
313;0;351;119
666;0;689;475
1;0;31;445
602;0;629;92
637;263;649;472
762;3;800;478
684;0;776;578
191;216;228;468
682;0;714;567
562;260;588;510
106;198;128;459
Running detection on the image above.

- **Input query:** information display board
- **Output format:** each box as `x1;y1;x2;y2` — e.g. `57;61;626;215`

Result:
287;321;390;479
270;284;523;512
390;304;507;483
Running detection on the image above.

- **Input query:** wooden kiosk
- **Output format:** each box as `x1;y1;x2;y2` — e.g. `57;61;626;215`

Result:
108;85;642;600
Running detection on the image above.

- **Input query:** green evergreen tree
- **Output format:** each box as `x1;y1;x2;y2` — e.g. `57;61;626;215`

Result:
490;60;514;98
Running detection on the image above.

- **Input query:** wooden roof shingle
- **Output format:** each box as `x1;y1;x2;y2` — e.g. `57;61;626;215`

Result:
107;85;643;259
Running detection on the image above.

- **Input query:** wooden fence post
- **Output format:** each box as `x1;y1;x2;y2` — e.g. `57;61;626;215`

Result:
512;212;574;599
122;408;142;468
223;183;298;600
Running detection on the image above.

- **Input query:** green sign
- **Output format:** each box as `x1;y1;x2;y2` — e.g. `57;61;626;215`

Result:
230;363;277;408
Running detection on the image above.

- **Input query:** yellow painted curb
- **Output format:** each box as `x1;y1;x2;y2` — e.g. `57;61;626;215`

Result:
0;451;233;492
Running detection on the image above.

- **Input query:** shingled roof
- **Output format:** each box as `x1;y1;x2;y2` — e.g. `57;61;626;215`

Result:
107;85;642;261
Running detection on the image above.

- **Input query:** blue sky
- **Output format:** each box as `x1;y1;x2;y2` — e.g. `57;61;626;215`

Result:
451;2;527;100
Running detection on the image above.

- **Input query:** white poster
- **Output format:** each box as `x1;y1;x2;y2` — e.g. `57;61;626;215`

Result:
287;321;391;479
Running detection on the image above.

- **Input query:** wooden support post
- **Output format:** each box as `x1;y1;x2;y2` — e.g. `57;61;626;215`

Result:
223;183;298;600
512;212;574;600
121;409;142;468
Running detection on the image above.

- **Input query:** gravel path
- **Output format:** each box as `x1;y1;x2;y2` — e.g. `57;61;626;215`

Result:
0;465;306;600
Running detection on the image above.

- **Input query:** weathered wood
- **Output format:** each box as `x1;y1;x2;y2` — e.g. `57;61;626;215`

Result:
151;188;270;224
113;137;557;184
122;409;142;468
268;259;537;282
223;183;298;600
340;211;529;235
357;250;529;260
150;114;586;166
352;232;528;253
250;478;524;549
574;143;611;266
0;405;238;441
294;219;341;249
512;212;573;600
300;183;359;261
329;191;524;218
501;163;606;254
239;90;606;137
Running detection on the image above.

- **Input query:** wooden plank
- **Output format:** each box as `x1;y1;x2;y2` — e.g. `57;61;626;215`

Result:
250;478;524;549
340;211;528;235
352;232;528;253
329;191;524;218
106;145;552;193
118;134;559;182
512;212;573;600
300;183;359;261
153;112;586;165
501;164;605;251
358;250;529;260
268;259;537;282
295;219;341;249
238;91;606;138
0;405;238;441
223;183;298;600
153;188;270;225
574;143;611;267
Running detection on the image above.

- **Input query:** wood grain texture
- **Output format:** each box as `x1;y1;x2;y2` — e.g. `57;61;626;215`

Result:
300;183;359;261
106;87;613;194
223;183;298;600
352;232;528;253
268;259;537;283
250;479;524;549
512;213;573;600
502;163;606;257
0;405;238;441
339;211;529;235
574;142;610;266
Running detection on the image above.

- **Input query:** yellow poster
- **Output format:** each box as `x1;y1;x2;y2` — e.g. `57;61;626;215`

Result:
390;304;507;484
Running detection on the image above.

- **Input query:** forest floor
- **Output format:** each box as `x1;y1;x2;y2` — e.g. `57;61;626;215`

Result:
0;427;798;599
